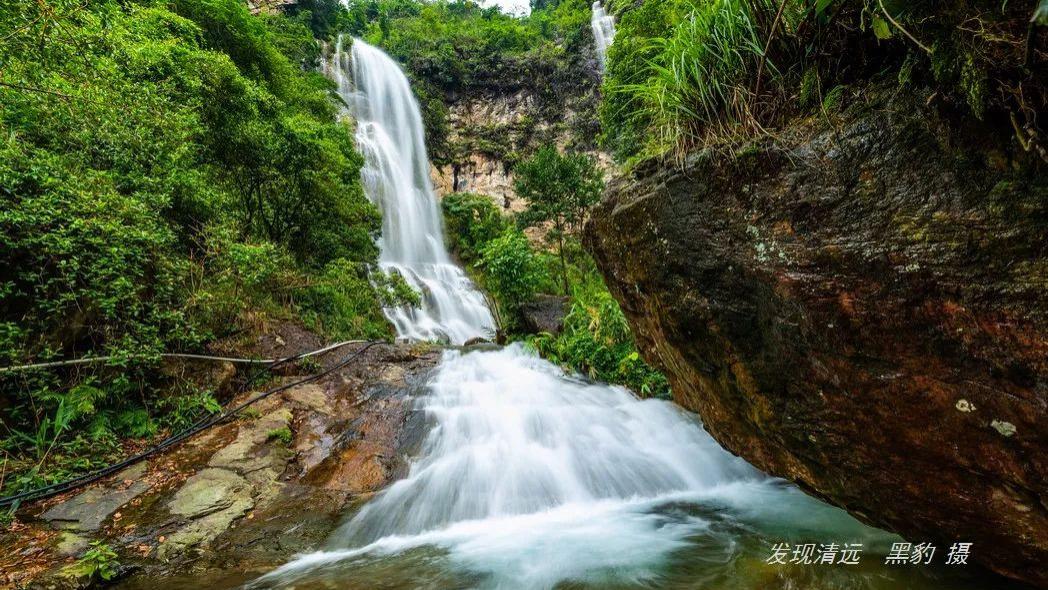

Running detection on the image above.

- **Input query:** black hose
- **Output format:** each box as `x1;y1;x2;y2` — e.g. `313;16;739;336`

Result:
0;340;383;509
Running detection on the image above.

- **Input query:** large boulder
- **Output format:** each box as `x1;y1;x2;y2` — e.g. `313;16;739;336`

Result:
520;294;569;336
585;90;1047;587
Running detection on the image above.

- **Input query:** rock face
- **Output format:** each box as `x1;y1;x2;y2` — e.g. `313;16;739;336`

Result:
520;294;569;336
586;90;1047;587
4;341;441;588
429;91;613;214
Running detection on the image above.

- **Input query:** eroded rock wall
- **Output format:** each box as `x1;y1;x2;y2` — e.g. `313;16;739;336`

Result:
429;91;611;212
586;90;1047;586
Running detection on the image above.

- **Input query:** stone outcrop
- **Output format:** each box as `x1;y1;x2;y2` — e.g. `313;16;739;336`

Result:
4;341;441;588
586;89;1047;587
520;294;569;336
430;92;542;210
429;91;612;213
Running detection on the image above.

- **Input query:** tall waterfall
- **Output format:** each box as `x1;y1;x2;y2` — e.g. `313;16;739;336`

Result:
591;1;616;70
256;35;896;590
324;37;495;344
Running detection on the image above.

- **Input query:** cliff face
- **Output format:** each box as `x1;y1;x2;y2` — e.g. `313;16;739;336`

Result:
586;90;1047;586
430;92;537;210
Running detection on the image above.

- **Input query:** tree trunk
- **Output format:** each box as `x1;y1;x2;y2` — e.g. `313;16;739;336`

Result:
557;221;569;294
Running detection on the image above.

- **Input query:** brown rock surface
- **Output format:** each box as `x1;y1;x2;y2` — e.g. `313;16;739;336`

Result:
3;341;440;587
586;90;1047;587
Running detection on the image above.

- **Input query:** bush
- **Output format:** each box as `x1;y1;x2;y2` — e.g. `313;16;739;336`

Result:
479;229;548;326
530;281;670;398
0;0;390;494
442;193;509;263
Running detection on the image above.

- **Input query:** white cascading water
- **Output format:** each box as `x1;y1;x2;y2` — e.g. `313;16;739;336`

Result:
324;36;495;345
591;1;616;70
257;37;892;590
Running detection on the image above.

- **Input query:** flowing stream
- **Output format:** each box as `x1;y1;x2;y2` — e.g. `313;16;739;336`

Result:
255;37;1001;590
591;2;616;70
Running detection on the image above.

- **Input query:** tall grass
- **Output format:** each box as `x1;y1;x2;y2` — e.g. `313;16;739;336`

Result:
619;0;773;159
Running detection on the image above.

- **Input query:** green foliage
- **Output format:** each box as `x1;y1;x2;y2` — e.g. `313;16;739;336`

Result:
350;0;542;95
266;426;294;446
342;0;602;158
530;280;670;398
602;0;1044;162
0;0;392;493
70;541;119;582
154;389;222;430
479;230;549;323
601;0;772;161
442;193;510;264
514;146;603;292
297;261;413;340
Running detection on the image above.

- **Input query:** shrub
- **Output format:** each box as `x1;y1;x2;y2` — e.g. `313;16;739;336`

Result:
514;146;603;293
530;281;670;398
479;229;548;325
442;193;509;263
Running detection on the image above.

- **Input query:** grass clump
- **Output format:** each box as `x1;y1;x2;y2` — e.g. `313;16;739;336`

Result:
266;427;294;447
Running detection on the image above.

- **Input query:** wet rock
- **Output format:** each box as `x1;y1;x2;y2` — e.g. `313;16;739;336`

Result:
586;88;1047;587
520;294;569;335
168;468;251;519
10;342;442;587
160;468;254;560
208;408;293;485
54;531;89;556
41;463;150;531
285;384;331;414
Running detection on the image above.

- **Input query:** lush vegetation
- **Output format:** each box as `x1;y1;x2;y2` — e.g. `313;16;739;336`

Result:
0;0;413;497
515;146;604;293
601;0;1047;163
440;150;669;398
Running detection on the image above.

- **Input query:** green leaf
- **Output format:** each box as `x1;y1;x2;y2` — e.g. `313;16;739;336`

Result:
815;0;837;17
871;15;892;39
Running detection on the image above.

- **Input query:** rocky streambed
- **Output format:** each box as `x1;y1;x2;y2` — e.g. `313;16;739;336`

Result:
1;336;441;589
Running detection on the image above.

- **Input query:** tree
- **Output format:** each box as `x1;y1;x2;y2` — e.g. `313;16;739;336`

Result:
513;145;603;293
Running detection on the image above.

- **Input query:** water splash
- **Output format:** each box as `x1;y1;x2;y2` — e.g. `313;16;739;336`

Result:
252;346;896;589
324;37;495;344
591;1;616;70
261;34;940;590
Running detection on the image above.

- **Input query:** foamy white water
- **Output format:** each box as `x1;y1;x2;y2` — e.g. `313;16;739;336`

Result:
252;346;891;589
260;37;905;590
324;37;495;344
591;1;616;70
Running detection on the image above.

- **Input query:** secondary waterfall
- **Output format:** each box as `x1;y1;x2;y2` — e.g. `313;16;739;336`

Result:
591;1;616;70
324;37;495;344
258;37;905;590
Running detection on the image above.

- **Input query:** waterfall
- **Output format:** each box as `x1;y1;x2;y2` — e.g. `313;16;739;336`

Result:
256;35;895;590
324;37;495;344
254;348;886;590
591;1;616;70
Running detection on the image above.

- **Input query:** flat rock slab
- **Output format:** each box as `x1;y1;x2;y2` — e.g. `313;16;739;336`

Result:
41;463;149;531
168;468;251;519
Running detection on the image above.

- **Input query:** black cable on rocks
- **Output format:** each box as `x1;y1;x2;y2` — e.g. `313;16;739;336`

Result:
0;340;382;509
